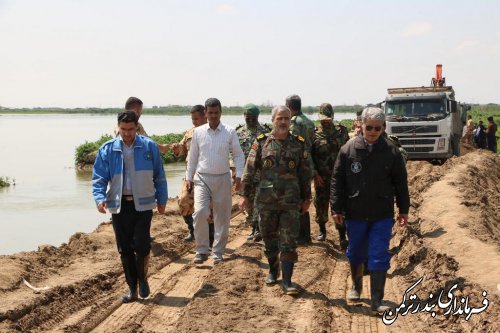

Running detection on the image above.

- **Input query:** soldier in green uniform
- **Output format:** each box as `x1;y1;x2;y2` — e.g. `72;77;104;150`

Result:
236;104;271;242
311;103;349;248
287;94;315;245
240;105;313;295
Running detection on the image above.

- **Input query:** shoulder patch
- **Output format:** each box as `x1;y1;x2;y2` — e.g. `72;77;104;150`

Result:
257;133;267;140
297;135;305;142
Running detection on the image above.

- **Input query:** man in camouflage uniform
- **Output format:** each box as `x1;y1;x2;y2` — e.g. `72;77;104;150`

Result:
287;94;315;245
311;103;349;248
236;104;271;242
114;97;148;137
159;105;215;245
240;105;313;295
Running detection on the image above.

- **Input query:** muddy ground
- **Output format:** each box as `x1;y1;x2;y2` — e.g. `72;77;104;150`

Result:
0;147;498;333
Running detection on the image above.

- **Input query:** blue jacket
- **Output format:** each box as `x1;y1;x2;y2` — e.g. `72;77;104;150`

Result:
92;135;168;213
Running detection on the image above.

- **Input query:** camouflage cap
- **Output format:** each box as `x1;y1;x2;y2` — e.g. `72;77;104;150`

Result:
244;103;260;116
318;103;334;120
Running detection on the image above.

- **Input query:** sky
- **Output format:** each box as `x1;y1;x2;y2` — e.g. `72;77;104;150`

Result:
0;0;499;108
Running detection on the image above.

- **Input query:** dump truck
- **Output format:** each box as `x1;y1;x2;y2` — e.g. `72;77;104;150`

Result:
383;64;468;160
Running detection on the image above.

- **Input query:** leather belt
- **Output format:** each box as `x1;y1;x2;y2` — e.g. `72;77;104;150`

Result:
123;195;134;201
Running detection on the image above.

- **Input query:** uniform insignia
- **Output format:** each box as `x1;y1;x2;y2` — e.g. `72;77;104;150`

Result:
144;151;152;161
257;134;266;140
288;160;296;169
297;135;305;142
263;159;273;169
351;161;362;173
303;151;308;159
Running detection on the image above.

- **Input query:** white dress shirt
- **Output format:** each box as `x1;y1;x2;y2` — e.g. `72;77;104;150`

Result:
186;122;244;181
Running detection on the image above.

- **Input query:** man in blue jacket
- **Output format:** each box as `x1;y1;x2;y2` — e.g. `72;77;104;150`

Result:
93;111;168;303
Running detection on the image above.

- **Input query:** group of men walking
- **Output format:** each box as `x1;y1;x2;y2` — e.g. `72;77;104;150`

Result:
91;95;410;316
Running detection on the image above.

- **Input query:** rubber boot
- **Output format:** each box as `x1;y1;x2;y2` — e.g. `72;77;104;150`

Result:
120;256;138;303
183;215;195;242
253;224;263;242
370;270;390;315
338;226;348;251
208;223;215;249
136;254;150;298
347;263;363;301
281;261;299;295
317;223;326;241
247;225;256;240
265;256;280;285
297;212;312;245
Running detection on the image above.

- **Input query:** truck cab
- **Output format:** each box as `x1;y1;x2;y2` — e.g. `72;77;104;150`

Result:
383;65;467;160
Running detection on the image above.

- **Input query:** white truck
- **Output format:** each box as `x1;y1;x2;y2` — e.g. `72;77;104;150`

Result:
383;65;468;160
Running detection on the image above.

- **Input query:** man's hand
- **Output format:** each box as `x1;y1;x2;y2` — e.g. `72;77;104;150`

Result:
301;199;312;214
97;201;107;214
157;143;171;154
172;143;181;156
157;204;166;215
233;177;242;192
314;175;324;188
185;180;194;193
239;196;248;214
398;214;408;227
332;212;344;225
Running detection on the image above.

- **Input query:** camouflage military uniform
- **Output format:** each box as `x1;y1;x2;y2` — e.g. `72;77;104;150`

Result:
311;123;349;241
236;122;271;226
289;111;315;244
242;133;312;262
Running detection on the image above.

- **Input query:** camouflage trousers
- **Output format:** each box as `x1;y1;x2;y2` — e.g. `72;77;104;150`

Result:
258;207;300;263
314;178;345;231
245;181;260;227
178;178;213;223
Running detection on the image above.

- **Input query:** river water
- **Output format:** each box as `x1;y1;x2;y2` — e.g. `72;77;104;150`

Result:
0;113;353;254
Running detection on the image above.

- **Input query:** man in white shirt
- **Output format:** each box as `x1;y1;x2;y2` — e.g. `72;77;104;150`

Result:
186;98;245;264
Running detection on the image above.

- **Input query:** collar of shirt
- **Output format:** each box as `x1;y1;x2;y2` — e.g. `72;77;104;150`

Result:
205;122;223;132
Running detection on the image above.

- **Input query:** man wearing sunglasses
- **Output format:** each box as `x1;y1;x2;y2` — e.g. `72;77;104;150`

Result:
330;107;409;316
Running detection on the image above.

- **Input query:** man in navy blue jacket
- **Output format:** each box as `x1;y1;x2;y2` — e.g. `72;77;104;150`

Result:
93;111;168;303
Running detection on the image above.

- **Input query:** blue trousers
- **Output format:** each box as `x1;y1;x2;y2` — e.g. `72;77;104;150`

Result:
345;218;393;271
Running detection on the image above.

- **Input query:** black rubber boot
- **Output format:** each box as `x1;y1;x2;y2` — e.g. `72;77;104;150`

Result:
136;254;150;298
183;215;195;242
317;223;326;241
297;212;312;245
281;261;298;295
347;263;363;301
120;256;138;303
370;270;390;315
265;256;280;285
247;225;256;240
338;226;348;250
208;223;215;249
253;224;262;242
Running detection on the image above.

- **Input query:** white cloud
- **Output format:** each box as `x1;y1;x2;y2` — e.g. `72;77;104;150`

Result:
456;40;478;51
400;22;432;38
215;4;239;16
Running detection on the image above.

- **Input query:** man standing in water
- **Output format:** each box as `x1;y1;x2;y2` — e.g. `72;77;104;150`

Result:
186;98;245;264
330;107;409;315
93;111;167;303
240;105;312;295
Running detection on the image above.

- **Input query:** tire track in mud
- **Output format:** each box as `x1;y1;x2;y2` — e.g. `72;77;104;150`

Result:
89;212;248;333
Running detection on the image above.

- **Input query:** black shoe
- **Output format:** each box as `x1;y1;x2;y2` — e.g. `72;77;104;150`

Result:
317;223;326;241
183;215;195;242
193;253;209;264
253;228;263;242
120;255;138;303
136;254;150;298
370;270;390;315
281;261;298;295
347;263;363;301
265;256;280;285
247;225;256;240
338;227;348;250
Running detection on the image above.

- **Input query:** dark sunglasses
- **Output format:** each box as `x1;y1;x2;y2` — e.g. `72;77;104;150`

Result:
365;125;383;132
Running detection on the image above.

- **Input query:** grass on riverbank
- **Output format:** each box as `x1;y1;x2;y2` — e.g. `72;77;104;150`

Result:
75;133;185;167
0;177;14;187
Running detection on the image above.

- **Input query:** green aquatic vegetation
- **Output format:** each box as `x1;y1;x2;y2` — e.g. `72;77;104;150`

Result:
0;176;14;187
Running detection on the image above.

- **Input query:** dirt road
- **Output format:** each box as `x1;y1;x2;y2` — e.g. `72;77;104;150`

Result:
0;148;498;332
